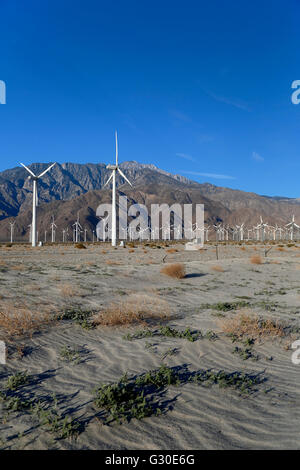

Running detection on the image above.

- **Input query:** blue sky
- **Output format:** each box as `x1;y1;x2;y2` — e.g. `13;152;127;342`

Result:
0;0;300;197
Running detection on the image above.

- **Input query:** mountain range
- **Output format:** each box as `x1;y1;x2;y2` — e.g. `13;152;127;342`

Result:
0;161;299;241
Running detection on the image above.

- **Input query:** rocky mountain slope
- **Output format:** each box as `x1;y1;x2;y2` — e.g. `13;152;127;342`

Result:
0;161;299;241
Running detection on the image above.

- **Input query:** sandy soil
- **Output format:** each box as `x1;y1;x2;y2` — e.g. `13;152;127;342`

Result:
0;241;300;450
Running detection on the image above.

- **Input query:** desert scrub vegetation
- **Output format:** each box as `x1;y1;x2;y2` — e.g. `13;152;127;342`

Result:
160;263;186;279
93;364;265;424
59;283;79;298
202;301;250;312
158;326;202;342
93;294;170;327
0;385;80;441
5;371;29;391
250;255;263;264
123;325;218;342
0;304;55;343
211;265;224;272
220;312;284;341
166;248;178;254
58;307;95;329
74;243;86;249
59;345;81;364
232;345;259;361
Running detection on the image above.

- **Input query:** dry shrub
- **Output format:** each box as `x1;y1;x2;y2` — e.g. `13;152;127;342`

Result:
129;249;135;253
105;260;120;266
250;255;262;265
240;246;246;251
9;264;25;271
160;263;186;279
60;283;78;297
101;250;107;254
74;243;86;249
220;311;284;340
0;303;54;342
93;294;170;327
166;248;178;254
211;265;224;272
276;246;286;252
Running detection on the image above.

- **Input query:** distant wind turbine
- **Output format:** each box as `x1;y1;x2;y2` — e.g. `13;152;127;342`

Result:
286;215;300;241
9;221;15;243
20;162;56;247
50;215;57;243
104;131;133;246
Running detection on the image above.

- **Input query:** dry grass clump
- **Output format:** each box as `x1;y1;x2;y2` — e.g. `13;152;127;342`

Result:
160;263;186;279
276;246;286;252
74;243;87;249
166;248;178;253
105;260;121;265
211;265;224;272
250;255;262;265
0;303;55;342
60;283;78;298
220;311;284;341
128;249;135;253
93;294;170;327
9;264;25;271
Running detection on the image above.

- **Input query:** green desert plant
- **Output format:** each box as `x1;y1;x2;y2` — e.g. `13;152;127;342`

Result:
59;345;81;364
5;371;29;391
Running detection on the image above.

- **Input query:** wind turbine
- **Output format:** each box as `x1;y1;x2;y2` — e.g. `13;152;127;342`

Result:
73;213;82;243
285;215;300;241
50;215;57;243
9;221;15;243
236;223;245;242
20;162;56;247
104;131;133;246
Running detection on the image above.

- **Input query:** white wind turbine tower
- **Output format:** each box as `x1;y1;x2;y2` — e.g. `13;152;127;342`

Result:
255;216;268;242
20;162;56;247
9;221;15;243
104;131;133;246
285;215;299;241
236;223;244;242
50;215;57;243
73;213;82;243
62;228;69;243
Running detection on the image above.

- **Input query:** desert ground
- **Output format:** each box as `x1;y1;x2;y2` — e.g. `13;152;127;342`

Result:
0;240;300;450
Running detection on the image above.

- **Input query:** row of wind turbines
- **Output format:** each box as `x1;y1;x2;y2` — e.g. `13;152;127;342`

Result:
212;215;300;242
12;134;300;246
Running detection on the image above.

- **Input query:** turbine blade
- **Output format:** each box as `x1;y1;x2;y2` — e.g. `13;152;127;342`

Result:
38;162;56;178
103;172;113;187
117;168;132;186
20;162;36;177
